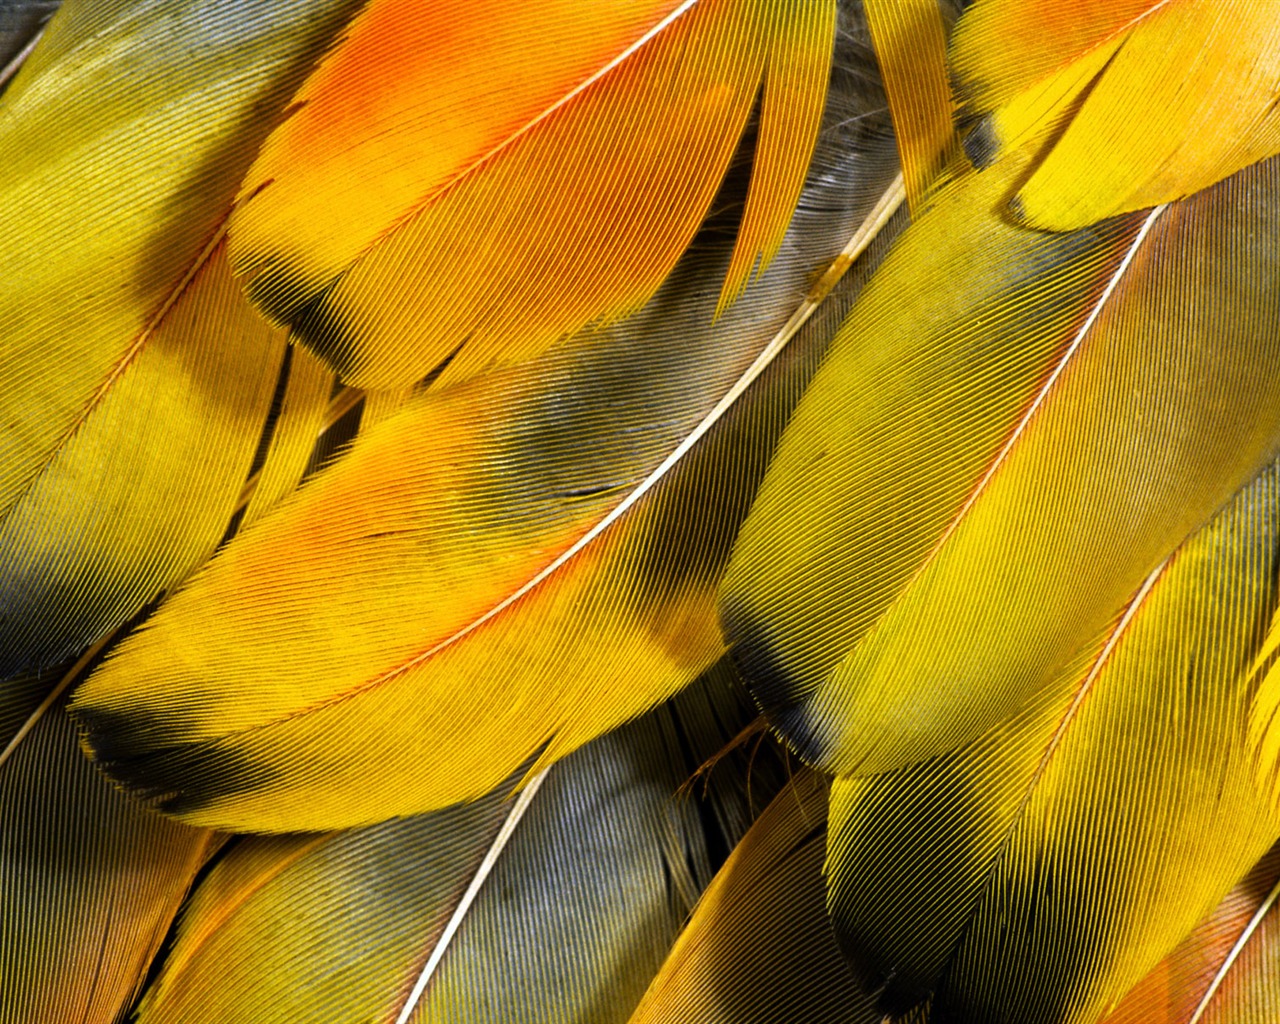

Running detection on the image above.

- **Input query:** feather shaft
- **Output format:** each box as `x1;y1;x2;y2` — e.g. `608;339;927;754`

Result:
1187;876;1280;1024
393;768;549;1024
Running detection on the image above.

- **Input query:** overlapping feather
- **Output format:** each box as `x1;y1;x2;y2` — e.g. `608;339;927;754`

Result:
629;769;881;1024
723;147;1280;779
0;0;363;681
822;453;1280;1023
129;668;776;1024
1101;843;1280;1024
951;1;1280;230
4;1;1280;1021
0;689;212;1024
227;0;836;387
71;9;906;832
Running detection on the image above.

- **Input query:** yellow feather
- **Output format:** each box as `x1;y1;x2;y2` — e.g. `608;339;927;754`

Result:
863;0;957;212
952;0;1280;229
824;458;1280;1022
0;0;364;676
1101;843;1280;1024
72;23;905;830
723;152;1280;778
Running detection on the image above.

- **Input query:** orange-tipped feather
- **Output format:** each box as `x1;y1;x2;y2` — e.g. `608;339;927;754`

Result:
228;0;835;388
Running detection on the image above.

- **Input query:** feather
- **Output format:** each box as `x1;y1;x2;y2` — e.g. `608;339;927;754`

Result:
70;15;907;832
0;0;367;681
629;769;882;1024
863;0;957;212
950;0;1280;229
130;670;762;1024
822;456;1280;1023
722;149;1280;779
0;692;213;1024
133;784;518;1024
226;0;836;388
0;242;286;680
1101;843;1280;1024
1246;596;1280;810
240;345;335;530
8;2;1280;1018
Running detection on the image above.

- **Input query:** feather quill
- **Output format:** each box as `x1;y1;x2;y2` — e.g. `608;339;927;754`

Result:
0;0;365;681
822;456;1280;1022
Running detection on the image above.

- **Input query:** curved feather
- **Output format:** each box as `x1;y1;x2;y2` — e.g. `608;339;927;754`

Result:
629;769;881;1024
1102;843;1280;1023
227;0;835;388
0;331;356;1020
0;696;212;1024
823;457;1280;1023
72;19;907;832
132;674;755;1024
863;0;957;212
0;0;366;681
0;242;286;680
723;152;1280;778
951;0;1280;229
241;345;336;530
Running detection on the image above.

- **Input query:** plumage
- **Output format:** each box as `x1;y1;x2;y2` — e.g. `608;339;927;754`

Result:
1101;843;1280;1023
821;456;1280;1023
227;0;835;388
71;14;905;831
130;669;767;1024
5;0;1280;1020
950;0;1280;229
0;0;364;681
723;150;1280;779
629;769;881;1024
0;694;212;1024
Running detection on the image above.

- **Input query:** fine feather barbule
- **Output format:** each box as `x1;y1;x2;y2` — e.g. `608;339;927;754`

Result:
0;0;364;682
226;0;837;388
12;2;1280;1022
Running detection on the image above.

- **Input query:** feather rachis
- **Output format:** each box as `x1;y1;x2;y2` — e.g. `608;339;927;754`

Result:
824;457;1280;1022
